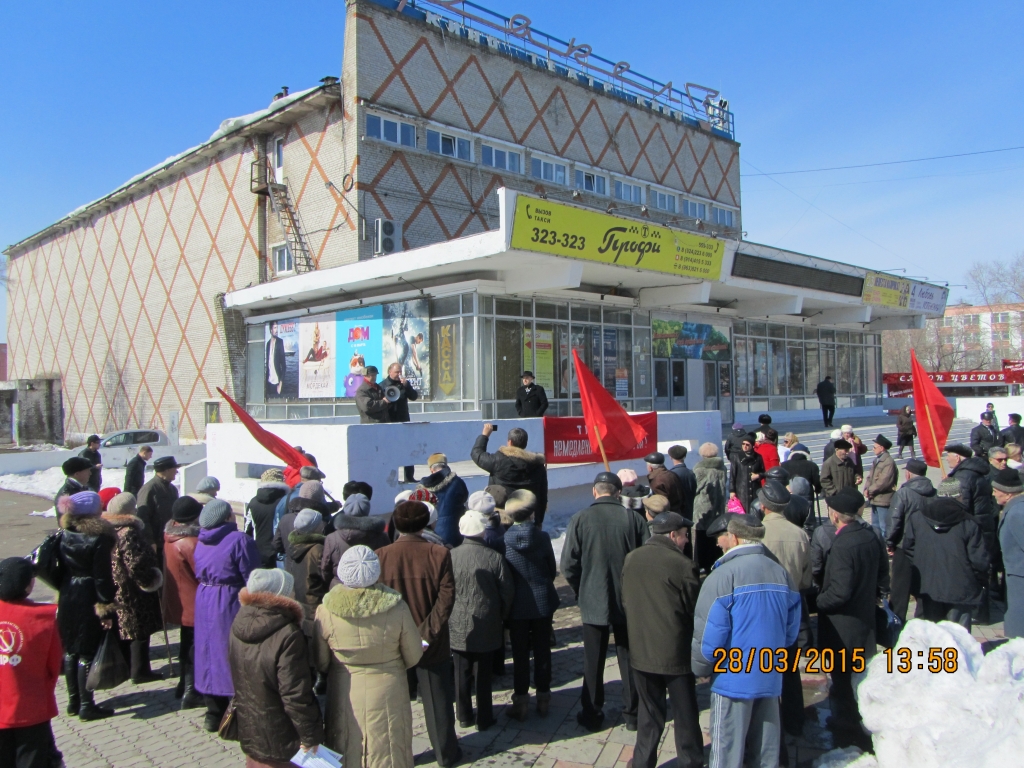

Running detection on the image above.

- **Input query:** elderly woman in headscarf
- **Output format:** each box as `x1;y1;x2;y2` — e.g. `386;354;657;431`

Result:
315;546;423;768
55;491;118;720
102;492;164;684
321;493;391;588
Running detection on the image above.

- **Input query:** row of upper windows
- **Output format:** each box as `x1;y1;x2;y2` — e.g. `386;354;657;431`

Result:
364;112;736;225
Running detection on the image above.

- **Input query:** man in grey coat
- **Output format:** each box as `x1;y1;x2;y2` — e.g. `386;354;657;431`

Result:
996;469;1024;637
561;472;650;731
864;434;898;540
885;459;935;622
354;365;391;424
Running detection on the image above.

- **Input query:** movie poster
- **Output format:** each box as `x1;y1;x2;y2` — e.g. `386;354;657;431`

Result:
265;319;299;399
383;299;430;397
335;305;384;397
298;314;336;398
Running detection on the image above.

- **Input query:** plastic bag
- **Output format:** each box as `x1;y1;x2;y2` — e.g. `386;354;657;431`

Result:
86;630;130;691
31;530;64;589
726;496;745;515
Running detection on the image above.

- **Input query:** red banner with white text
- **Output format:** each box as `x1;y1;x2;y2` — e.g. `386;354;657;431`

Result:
543;413;658;464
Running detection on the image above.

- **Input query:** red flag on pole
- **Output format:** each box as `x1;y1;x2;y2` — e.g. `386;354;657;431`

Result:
216;387;311;486
571;349;649;467
910;351;954;472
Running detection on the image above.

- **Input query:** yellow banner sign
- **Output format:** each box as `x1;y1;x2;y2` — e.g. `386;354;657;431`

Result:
862;271;949;313
510;196;725;280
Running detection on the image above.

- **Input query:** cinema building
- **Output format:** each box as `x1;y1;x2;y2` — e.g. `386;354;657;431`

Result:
3;0;948;443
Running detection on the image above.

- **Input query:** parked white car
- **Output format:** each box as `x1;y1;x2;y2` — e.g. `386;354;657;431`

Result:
98;429;169;468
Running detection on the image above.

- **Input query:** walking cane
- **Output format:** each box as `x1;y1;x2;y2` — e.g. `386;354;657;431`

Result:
814;493;822;525
156;589;174;679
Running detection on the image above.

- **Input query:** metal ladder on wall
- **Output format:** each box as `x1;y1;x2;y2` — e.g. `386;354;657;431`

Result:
251;155;314;273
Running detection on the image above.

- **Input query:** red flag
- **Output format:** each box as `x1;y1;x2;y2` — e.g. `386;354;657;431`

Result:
571;349;649;461
910;351;954;470
216;387;311;486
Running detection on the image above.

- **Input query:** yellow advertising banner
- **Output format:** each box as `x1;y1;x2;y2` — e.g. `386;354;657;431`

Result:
510;196;725;280
862;271;911;309
434;321;459;397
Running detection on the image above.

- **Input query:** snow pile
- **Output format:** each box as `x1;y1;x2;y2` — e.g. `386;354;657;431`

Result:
856;619;1024;767
3;443;65;452
207;86;317;143
0;466;66;499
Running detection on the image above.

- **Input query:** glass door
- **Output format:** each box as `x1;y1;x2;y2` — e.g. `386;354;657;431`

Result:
704;361;718;411
654;358;671;411
671;360;687;411
718;362;734;423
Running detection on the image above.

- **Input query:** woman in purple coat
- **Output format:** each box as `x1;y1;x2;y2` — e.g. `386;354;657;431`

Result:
193;499;261;731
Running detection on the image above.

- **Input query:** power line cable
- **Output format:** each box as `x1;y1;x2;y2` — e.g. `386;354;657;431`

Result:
741;144;1024;177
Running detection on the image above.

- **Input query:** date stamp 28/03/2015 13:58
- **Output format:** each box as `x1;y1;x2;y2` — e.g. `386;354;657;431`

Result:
710;647;960;675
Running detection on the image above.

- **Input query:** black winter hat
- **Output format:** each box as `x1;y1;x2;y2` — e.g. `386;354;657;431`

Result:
667;445;687;461
905;459;928;476
826;487;865;517
758;479;792;513
62;456;93;476
650;512;693;534
594;471;623;490
743;433;758;445
152;456;185;471
644;452;665;466
943;444;972;459
171;496;204;522
765;466;790;484
833;439;852;450
393;501;430;533
0;557;34;601
993;468;1024;494
874;434;893;450
758;414;772;425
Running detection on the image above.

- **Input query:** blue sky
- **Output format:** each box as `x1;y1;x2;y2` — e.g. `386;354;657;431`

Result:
3;0;1023;343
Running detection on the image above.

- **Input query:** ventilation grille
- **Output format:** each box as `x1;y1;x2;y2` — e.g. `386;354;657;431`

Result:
732;253;864;297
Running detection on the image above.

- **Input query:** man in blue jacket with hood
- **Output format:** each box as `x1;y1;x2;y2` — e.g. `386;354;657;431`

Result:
692;512;801;768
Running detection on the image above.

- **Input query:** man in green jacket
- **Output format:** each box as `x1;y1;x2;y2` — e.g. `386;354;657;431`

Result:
621;512;702;768
820;439;861;497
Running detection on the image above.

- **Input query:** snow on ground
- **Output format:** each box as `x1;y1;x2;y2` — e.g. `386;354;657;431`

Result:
0;443;65;452
0;467;136;517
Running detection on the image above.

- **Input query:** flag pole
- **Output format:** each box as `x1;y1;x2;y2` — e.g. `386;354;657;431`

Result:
593;425;611;471
921;397;948;479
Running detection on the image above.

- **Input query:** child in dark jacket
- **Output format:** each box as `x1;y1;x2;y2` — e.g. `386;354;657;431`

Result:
502;490;560;721
0;557;64;768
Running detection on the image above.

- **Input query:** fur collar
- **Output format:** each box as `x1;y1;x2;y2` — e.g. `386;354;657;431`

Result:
238;588;305;624
288;531;326;546
322;583;402;618
331;514;386;533
102;513;143;530
60;513;115;538
165;519;200;537
420;467;458;493
498;445;546;464
257;481;291;493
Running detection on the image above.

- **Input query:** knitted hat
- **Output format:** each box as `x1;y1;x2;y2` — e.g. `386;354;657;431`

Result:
617;469;639;486
107;492;138;516
505;490;537;523
408;488;438;506
393;501;430;533
467;491;496;516
905;459;928;476
98;487;121;510
62;456;93;476
651;512;692;534
342;493;371;517
0;557;34;601
459;511;488;538
260;468;286;484
993;468;1024;494
826;487;865;516
247;568;294;598
732;422;744;430
937;478;962;498
300;465;326;481
172;496;204;522
757;479;791;514
199;498;233;529
667;445;687;461
789;476;811;497
298;481;326;505
58;491;102;516
293;508;322;534
641;495;670;516
195;476;220;495
338;545;381;589
427;453;448;467
874;434;893;451
943;444;972;459
484;485;509;510
394;490;413;505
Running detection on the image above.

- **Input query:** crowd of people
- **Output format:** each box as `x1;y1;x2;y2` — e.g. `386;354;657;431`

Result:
3;406;1024;768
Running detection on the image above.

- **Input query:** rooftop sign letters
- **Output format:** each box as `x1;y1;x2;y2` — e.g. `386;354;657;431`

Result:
510;196;725;280
862;271;949;314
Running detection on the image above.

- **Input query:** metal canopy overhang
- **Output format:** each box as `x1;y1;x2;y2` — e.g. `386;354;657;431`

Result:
223;189;937;328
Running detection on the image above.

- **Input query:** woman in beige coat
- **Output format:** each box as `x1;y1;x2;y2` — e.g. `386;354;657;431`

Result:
315;545;424;768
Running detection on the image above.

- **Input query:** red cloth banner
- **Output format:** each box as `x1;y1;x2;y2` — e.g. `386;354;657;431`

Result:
910;352;955;469
216;387;311;486
571;349;649;460
543;413;659;464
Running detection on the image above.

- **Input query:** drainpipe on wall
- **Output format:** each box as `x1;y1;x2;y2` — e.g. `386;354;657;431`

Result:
256;133;269;284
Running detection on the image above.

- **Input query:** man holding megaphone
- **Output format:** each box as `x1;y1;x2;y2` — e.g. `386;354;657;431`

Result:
382;362;420;482
355;366;392;425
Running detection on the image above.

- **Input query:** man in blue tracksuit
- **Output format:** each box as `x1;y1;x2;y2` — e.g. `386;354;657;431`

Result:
692;513;801;768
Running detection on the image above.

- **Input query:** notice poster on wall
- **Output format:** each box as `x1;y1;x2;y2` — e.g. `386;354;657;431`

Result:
383;299;430;397
265;319;300;399
652;319;731;360
524;328;555;392
298;314;336;398
336;306;384;397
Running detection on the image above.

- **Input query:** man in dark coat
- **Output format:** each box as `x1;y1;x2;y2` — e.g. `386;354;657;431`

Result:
970;411;1003;459
622;512;703;768
667;445;697;520
723;423;748;464
377;501;461;768
471;424;548;528
816;487;888;751
123;445;152;497
780;443;822;496
514;371;548;417
645;452;686;513
903;482;989;628
814;375;837;427
382;362;419;481
820;440;860;497
54;457;95;509
244;469;292;568
136;456;184;555
354;366;390;424
885;459;935;622
266;321;287;396
78;435;103;491
729;433;765;513
1001;413;1024;451
419;454;470;547
560;472;649;731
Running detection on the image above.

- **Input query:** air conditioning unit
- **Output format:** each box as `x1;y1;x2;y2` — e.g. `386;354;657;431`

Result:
373;218;402;256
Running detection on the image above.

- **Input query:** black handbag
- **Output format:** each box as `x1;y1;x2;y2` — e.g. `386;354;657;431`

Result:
218;699;239;741
30;529;64;589
85;630;130;691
